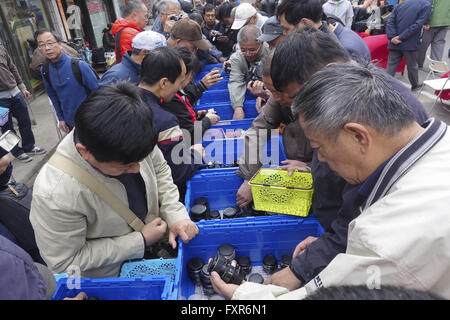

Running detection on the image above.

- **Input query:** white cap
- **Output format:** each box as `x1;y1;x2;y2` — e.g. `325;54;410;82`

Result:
132;31;167;51
231;3;257;30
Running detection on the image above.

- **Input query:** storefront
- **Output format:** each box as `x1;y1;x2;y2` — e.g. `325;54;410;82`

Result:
57;0;116;49
0;0;59;93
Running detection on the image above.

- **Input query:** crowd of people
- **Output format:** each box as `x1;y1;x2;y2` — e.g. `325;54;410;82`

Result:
0;0;449;300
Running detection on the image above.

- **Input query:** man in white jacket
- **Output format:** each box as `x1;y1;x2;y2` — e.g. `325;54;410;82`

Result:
210;62;450;300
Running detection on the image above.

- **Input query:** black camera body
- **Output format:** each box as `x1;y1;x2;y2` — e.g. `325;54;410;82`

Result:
247;60;263;83
169;13;183;21
210;30;223;43
208;254;246;285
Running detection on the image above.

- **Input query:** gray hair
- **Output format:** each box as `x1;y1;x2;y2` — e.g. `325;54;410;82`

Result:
124;0;145;17
293;62;416;141
237;25;261;43
157;0;181;14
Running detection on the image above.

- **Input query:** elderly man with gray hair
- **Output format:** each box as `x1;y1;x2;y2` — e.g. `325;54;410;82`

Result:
227;25;270;119
152;0;183;38
211;62;450;300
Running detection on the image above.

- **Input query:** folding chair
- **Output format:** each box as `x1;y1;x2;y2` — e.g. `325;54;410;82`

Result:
416;56;450;113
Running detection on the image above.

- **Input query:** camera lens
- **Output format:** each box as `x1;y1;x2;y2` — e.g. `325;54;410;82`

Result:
236;256;252;275
263;254;278;274
187;257;205;285
191;204;207;222
280;254;292;269
248;273;264;284
194;197;209;208
208;254;245;285
222;206;239;219
217;243;235;262
200;264;215;296
208;210;221;220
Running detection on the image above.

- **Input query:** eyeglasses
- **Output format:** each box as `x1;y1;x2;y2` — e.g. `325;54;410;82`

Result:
240;44;262;55
38;41;58;49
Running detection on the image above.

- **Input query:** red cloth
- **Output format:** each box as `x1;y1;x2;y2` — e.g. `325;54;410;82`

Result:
360;34;406;73
111;18;142;63
435;72;450;100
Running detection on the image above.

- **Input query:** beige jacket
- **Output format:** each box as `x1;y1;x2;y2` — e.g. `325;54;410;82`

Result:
227;43;270;109
30;131;190;278
233;125;450;300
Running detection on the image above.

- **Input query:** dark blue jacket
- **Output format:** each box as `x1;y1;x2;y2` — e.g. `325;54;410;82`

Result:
99;52;140;85
290;74;429;284
334;23;371;62
386;0;432;51
41;52;98;127
0;162;12;185
0;235;47;299
141;88;200;196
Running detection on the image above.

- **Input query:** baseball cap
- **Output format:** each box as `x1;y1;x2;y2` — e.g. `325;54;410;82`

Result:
171;19;211;51
231;3;257;30
257;16;283;42
132;31;167;51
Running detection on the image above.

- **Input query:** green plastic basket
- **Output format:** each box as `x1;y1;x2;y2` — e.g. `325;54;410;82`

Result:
249;168;314;217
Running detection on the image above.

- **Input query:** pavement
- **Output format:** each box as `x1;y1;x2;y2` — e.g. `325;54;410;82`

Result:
9;28;450;187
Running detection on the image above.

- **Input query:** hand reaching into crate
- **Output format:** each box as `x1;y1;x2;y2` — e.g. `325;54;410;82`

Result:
236;180;253;207
168;219;199;249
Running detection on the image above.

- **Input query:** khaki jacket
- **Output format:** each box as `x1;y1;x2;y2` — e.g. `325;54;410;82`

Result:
227;43;270;109
30;131;190;278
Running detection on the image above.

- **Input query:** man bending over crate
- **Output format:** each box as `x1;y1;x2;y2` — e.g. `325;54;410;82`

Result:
30;82;198;279
211;62;450;300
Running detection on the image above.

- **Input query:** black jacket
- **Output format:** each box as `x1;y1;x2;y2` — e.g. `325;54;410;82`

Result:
161;81;211;145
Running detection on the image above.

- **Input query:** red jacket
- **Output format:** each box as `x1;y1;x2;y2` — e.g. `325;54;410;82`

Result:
111;18;142;63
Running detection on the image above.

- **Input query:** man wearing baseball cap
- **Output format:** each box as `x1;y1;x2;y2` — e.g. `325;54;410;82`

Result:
231;3;267;31
100;31;167;85
167;19;211;53
257;16;284;50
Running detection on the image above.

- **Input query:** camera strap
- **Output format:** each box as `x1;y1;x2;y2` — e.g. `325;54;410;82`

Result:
48;152;145;232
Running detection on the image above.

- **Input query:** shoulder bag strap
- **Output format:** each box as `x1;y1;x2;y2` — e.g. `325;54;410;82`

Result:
48;152;144;232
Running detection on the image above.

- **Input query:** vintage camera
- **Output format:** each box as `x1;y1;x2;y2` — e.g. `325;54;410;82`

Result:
208;254;246;285
0;130;20;158
210;30;223;43
169;13;183;21
247;60;263;83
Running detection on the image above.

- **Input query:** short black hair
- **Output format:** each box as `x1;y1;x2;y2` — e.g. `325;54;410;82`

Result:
34;29;61;43
173;46;199;75
189;12;204;26
215;1;234;20
276;0;323;25
74;81;157;164
271;27;350;91
203;4;215;15
139;46;183;86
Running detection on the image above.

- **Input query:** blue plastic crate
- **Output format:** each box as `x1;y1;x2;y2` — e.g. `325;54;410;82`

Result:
170;216;324;300
51;276;172;300
200;63;223;73
200;133;285;164
197;89;254;105
0;107;9;126
209;118;254;131
195;100;258;120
